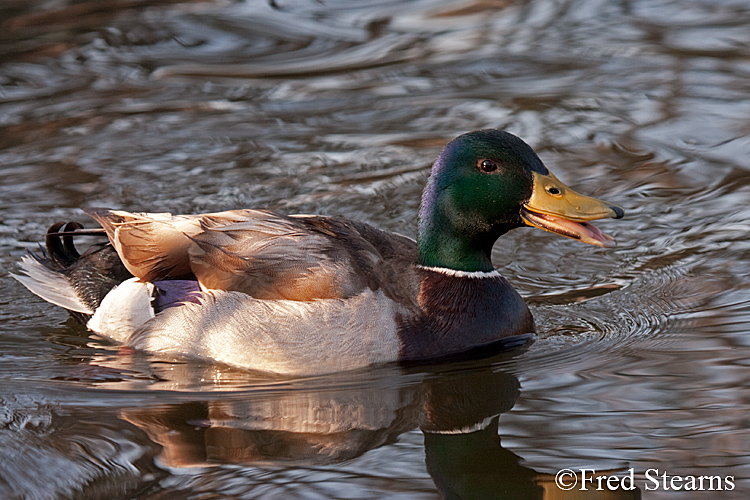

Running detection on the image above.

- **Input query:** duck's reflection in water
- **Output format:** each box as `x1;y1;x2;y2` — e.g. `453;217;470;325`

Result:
122;366;640;499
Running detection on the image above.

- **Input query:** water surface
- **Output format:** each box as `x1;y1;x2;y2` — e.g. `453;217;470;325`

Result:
2;0;750;498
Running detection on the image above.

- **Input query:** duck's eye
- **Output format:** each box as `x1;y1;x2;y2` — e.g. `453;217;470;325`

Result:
479;159;498;173
547;186;561;195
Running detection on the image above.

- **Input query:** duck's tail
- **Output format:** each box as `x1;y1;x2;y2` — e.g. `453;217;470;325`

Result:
12;222;134;321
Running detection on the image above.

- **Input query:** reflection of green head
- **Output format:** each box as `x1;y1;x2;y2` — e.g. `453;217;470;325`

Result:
420;369;539;499
424;418;543;500
417;130;548;272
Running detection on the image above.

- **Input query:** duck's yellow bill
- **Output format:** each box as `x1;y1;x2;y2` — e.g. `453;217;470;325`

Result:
521;171;624;248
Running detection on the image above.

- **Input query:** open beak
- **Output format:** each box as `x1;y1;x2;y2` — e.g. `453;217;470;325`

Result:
521;171;624;248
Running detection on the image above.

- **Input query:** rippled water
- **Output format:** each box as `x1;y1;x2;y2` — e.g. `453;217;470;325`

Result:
2;0;750;498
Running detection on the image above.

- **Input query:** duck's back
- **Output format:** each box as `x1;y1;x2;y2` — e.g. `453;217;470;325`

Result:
88;208;421;304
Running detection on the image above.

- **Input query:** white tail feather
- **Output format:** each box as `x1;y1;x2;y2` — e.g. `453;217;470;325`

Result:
87;278;155;343
11;255;94;315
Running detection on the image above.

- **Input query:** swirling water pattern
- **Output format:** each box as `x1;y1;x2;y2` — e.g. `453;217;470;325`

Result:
2;0;750;498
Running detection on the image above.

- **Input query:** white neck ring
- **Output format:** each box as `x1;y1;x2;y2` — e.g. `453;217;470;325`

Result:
416;265;501;279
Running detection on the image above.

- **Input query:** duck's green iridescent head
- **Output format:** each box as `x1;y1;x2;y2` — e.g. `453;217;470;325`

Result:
417;130;624;272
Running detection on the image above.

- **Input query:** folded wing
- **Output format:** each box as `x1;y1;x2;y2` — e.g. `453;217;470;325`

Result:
86;208;418;303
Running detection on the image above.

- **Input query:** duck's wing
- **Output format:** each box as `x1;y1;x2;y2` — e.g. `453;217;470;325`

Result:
86;208;419;303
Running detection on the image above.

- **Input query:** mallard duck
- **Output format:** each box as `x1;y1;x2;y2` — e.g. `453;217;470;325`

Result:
14;130;623;375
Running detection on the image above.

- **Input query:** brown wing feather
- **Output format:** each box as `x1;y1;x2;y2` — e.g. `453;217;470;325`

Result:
85;208;272;282
186;213;370;300
86;208;421;304
85;208;200;281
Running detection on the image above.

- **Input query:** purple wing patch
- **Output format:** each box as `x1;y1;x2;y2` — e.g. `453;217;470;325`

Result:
151;280;202;313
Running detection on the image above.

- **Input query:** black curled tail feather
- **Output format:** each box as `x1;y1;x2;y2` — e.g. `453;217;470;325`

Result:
46;221;133;311
46;221;85;268
14;221;133;322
